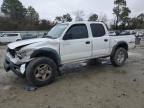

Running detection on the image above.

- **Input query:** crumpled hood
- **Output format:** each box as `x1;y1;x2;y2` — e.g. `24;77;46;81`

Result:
8;38;48;49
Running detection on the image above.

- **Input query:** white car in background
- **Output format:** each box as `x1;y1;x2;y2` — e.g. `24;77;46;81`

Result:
0;33;22;44
136;31;144;37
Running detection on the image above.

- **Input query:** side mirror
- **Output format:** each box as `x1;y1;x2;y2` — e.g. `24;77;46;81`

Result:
63;33;72;40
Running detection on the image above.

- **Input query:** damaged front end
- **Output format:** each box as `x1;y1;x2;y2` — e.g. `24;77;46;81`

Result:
4;57;26;78
4;47;33;78
3;38;51;78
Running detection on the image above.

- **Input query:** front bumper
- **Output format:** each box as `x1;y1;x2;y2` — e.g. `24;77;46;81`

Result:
4;57;25;77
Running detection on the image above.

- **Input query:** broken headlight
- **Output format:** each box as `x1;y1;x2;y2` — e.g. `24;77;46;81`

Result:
16;49;32;59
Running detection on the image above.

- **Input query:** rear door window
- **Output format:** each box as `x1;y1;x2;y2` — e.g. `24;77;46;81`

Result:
90;24;106;37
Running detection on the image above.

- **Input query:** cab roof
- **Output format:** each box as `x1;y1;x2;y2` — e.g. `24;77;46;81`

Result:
60;21;105;25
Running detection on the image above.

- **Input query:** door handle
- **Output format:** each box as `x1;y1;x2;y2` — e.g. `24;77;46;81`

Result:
86;41;90;44
104;39;108;42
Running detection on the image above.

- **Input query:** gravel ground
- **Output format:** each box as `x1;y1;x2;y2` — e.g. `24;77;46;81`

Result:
0;45;144;108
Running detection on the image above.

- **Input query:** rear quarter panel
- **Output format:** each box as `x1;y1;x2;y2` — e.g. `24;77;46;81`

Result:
110;35;135;50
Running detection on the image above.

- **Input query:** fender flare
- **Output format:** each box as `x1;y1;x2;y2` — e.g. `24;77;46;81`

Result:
111;41;128;57
30;48;61;66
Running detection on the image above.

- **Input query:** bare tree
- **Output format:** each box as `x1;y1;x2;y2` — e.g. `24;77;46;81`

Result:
98;14;108;24
74;10;85;21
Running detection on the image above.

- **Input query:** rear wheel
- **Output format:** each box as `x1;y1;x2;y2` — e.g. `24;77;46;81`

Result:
110;48;127;67
26;57;57;87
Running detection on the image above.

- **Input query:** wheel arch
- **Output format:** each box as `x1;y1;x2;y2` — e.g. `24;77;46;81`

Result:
30;48;61;66
111;41;128;57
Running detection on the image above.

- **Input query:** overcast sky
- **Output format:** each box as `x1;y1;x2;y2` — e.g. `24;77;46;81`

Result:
0;0;144;20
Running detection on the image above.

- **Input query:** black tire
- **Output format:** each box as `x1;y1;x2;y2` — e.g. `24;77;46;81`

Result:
110;48;127;67
26;57;57;87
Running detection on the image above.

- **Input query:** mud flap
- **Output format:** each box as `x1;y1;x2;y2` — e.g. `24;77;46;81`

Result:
4;60;10;72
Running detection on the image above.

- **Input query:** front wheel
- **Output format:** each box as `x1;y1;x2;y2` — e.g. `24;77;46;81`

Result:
26;57;57;87
110;48;128;67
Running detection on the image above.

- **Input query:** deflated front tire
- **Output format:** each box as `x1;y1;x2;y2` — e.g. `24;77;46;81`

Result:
26;57;57;87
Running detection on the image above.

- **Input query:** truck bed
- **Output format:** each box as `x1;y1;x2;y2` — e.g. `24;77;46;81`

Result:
110;35;135;49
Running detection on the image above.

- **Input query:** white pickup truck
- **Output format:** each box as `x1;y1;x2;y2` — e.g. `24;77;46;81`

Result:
4;22;135;87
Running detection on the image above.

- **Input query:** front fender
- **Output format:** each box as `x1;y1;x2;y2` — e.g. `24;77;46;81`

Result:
30;48;61;65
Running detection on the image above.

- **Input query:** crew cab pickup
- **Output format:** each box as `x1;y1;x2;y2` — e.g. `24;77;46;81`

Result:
4;22;135;87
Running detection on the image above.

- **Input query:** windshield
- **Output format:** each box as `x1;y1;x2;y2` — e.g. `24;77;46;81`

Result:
46;24;68;39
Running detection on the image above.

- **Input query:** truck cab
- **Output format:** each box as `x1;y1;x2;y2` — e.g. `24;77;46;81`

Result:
60;22;110;64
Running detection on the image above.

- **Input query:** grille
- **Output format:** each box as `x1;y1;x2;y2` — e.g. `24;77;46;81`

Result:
7;48;15;58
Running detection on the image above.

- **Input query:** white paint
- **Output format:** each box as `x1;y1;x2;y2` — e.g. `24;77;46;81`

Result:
0;33;21;43
20;64;26;74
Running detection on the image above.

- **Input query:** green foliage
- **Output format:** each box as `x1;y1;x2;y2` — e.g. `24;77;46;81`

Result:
0;0;54;31
137;13;144;21
88;14;98;21
111;13;144;30
0;17;18;30
55;13;72;23
26;6;39;23
0;15;54;31
113;0;131;29
63;13;72;22
129;14;144;29
1;0;26;21
38;19;54;30
55;16;63;22
114;0;126;6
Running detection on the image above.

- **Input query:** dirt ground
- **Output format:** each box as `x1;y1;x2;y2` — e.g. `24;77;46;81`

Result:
0;44;144;108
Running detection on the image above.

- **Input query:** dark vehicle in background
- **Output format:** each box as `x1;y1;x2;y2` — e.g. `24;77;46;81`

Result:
21;34;38;40
119;31;131;35
110;30;136;36
109;31;116;36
